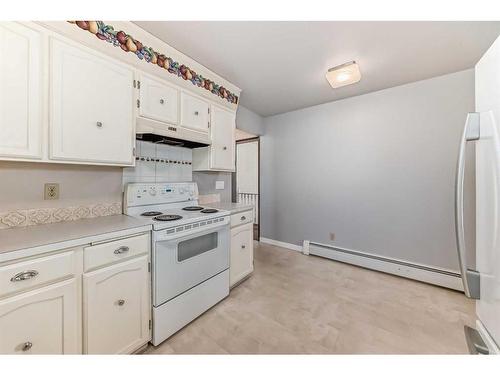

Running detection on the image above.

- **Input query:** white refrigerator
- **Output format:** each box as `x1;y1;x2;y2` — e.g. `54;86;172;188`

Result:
456;34;500;354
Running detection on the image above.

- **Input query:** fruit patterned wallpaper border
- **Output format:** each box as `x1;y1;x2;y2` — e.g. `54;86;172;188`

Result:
70;21;239;105
0;202;122;230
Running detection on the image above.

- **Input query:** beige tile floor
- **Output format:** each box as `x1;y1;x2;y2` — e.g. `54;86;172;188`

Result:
145;241;475;354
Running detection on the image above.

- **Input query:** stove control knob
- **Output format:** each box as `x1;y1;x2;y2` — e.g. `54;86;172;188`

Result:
149;188;157;196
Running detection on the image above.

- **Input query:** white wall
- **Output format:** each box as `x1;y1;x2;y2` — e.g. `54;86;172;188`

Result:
236;105;265;136
261;69;475;271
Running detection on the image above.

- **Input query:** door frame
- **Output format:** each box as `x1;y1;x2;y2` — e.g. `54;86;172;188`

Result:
232;136;260;240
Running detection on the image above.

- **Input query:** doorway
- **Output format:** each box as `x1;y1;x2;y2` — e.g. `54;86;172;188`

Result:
232;130;260;240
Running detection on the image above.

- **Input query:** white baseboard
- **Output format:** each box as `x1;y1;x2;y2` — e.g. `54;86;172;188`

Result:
477;319;500;354
259;237;303;252
308;241;464;291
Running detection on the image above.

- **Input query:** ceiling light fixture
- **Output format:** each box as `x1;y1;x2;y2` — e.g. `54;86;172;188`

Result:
326;61;361;88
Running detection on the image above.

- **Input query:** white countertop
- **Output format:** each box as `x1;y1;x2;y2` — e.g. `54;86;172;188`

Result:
205;202;254;214
0;215;151;258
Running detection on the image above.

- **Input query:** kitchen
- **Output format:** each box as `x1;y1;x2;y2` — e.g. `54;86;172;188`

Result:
1;2;500;371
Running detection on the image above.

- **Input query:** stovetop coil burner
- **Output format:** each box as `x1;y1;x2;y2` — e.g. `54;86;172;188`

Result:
200;208;218;214
182;206;204;211
141;211;163;217
153;214;183;222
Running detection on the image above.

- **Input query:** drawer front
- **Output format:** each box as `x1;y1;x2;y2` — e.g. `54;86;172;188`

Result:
0;251;76;298
230;209;253;228
84;233;149;271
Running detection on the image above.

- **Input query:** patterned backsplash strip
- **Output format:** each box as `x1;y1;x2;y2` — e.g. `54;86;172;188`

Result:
0;202;122;230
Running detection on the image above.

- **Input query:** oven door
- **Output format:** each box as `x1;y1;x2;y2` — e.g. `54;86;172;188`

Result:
153;223;230;307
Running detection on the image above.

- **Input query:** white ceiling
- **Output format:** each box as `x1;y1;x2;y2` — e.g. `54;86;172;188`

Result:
134;21;500;117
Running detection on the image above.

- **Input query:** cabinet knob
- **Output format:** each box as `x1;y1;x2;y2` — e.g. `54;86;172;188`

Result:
96;121;103;128
241;216;246;221
22;342;33;351
114;246;129;254
11;270;39;282
117;299;125;306
241;245;246;249
160;99;165;104
194;111;199;116
223;146;227;150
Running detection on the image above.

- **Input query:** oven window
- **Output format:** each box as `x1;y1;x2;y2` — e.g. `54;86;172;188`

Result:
177;232;218;262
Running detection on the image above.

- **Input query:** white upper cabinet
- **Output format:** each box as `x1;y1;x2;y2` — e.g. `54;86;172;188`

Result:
180;92;210;133
210;105;236;170
139;74;179;125
0;22;43;160
49;37;135;166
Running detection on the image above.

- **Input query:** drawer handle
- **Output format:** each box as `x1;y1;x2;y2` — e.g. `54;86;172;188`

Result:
241;245;246;249
160;99;165;104
241;216;246;221
22;342;33;352
114;246;130;254
117;299;125;306
11;270;39;282
96;121;103;128
223;146;227;150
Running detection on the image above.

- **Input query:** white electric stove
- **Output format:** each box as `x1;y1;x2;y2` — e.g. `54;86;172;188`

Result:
124;182;230;346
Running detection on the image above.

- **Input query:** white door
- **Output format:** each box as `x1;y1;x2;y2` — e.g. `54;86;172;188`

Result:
83;256;150;354
475;34;500;351
230;223;254;287
210;105;235;170
0;279;79;354
139;74;179;124
180;92;210;133
0;22;42;160
49;37;135;165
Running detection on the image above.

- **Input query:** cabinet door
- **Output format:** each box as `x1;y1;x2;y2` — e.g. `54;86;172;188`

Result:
180;92;210;133
83;256;150;354
50;37;134;165
210;105;236;170
0;22;42;160
0;279;79;354
230;223;254;287
139;74;179;124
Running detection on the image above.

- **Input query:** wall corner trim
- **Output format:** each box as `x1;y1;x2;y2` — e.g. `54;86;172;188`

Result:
259;237;303;252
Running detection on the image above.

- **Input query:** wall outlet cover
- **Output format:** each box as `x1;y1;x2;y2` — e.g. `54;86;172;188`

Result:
44;183;60;200
215;181;225;190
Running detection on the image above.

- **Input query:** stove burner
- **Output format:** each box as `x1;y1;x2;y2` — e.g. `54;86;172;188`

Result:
141;211;163;217
153;214;183;222
182;206;204;211
200;208;218;214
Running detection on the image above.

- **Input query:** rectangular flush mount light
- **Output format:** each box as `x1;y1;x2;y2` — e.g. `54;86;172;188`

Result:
326;61;361;88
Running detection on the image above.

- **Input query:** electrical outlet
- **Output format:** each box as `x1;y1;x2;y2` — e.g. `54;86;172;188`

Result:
44;183;59;200
215;181;225;190
329;232;336;241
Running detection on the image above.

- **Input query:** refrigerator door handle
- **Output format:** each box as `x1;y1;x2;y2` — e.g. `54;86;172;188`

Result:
455;112;481;299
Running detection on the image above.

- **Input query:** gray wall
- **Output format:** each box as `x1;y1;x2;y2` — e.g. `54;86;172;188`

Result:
236;105;265;136
261;69;475;271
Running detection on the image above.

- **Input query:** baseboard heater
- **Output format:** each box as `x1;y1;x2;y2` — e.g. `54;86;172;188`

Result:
303;241;463;291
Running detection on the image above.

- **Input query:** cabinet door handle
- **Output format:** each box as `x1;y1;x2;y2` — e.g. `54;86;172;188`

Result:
160;99;165;104
117;299;125;306
241;216;246;221
22;342;33;352
223;146;227;150
114;246;130;254
11;270;39;282
96;121;103;128
241;245;246;249
194;111;199;116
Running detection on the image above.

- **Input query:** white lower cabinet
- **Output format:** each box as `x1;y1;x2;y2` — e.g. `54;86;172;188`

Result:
230;219;254;288
0;278;79;354
83;255;150;354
